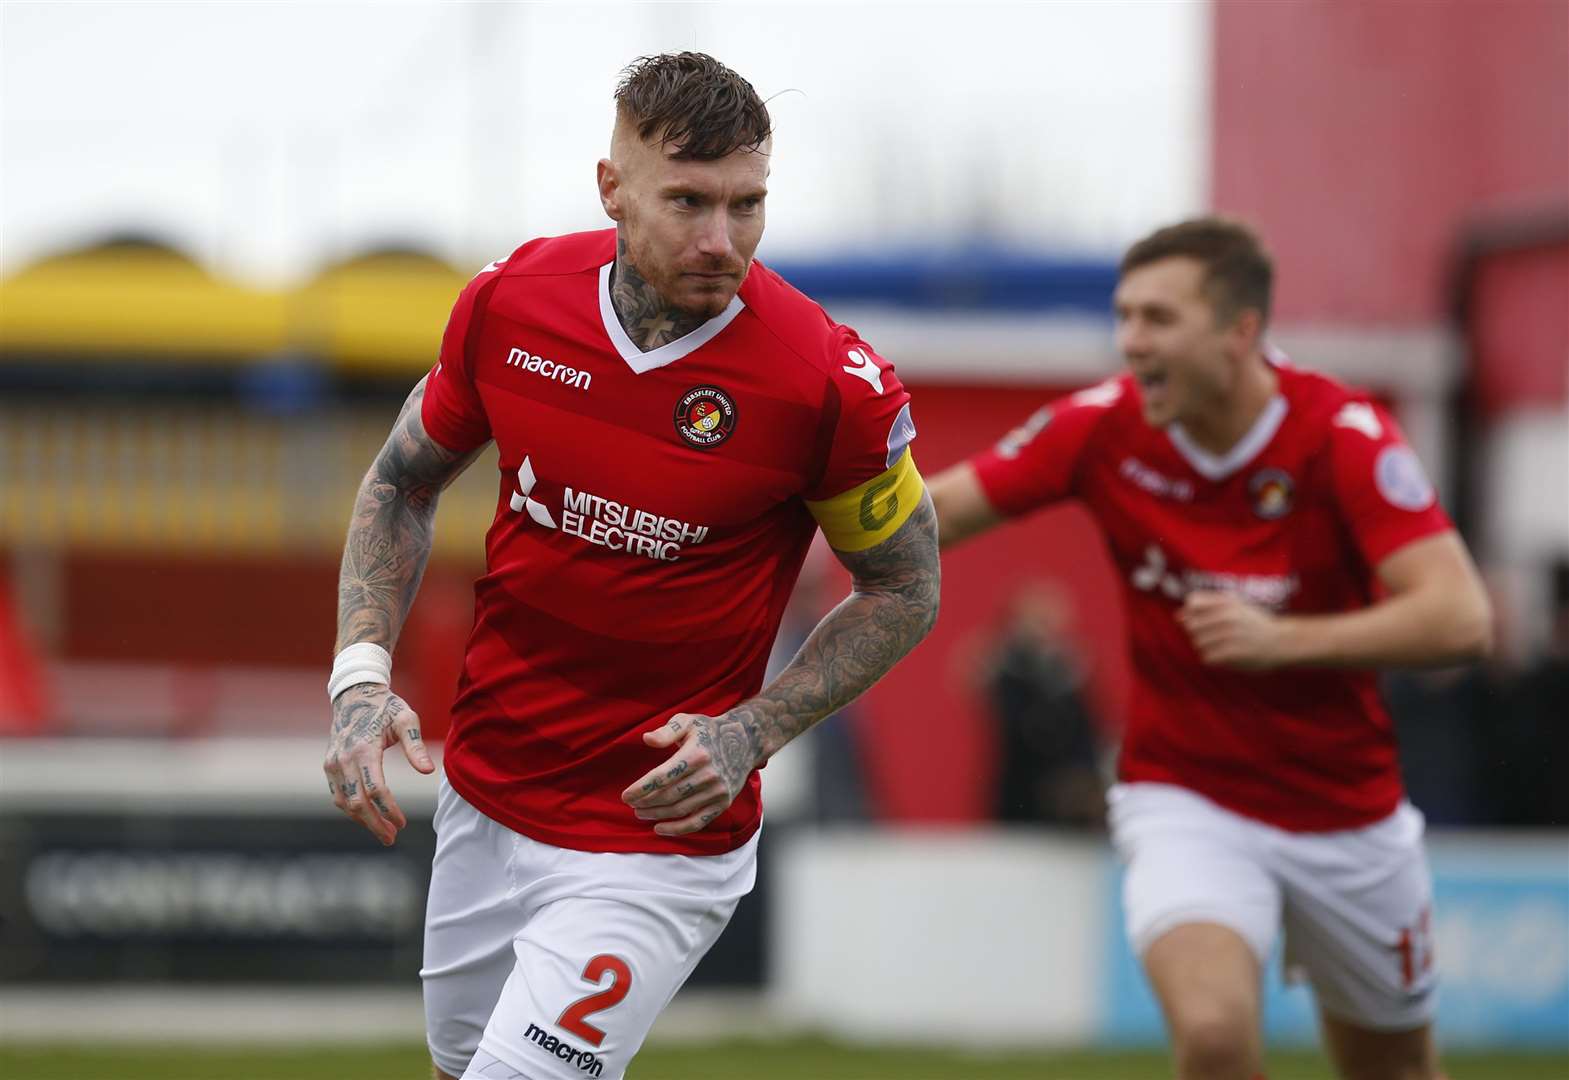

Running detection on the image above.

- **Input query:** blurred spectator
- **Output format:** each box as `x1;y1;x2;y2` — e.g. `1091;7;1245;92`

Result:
978;581;1104;827
1387;563;1569;828
1478;561;1569;827
1386;666;1498;825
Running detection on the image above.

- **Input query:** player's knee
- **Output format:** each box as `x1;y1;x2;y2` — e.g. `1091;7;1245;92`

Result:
1170;1009;1256;1079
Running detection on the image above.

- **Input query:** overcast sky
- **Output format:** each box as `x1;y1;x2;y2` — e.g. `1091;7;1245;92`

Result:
0;1;1208;284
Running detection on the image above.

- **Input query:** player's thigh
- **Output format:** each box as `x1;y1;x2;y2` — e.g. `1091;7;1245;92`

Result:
1319;1012;1440;1080
1276;801;1438;1034
1144;922;1267;1069
422;775;527;1079
1109;782;1282;963
470;838;757;1080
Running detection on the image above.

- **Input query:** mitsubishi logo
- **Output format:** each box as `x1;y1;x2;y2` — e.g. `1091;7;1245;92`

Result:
1132;544;1185;599
509;456;556;528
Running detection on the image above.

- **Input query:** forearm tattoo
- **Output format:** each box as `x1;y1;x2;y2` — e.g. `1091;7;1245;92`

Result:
609;233;708;351
725;493;940;784
335;377;478;653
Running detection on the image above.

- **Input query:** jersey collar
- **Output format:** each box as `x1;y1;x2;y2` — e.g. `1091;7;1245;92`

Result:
597;262;746;375
1167;394;1289;482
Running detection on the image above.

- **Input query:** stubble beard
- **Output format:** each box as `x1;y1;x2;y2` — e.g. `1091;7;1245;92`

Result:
626;236;744;320
611;229;740;350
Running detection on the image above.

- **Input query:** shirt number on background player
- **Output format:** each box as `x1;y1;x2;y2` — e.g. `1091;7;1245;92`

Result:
1394;906;1435;989
557;954;633;1047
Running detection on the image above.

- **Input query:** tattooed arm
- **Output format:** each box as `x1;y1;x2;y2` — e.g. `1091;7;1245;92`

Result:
622;492;941;835
324;376;485;844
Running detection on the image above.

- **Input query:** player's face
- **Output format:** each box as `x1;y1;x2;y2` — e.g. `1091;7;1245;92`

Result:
1114;257;1247;429
599;133;770;319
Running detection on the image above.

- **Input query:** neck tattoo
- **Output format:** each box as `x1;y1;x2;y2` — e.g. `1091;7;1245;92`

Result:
609;236;707;353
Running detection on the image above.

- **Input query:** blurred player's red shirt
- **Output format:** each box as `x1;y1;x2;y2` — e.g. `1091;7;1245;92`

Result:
421;229;914;855
970;358;1451;831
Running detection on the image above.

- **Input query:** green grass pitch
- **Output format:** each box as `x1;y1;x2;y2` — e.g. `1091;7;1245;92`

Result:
1;1041;1566;1079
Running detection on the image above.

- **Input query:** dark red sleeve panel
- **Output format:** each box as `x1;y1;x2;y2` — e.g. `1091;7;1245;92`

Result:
421;270;500;454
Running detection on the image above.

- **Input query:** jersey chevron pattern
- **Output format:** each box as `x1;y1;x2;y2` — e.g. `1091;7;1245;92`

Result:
422;229;918;855
970;361;1451;832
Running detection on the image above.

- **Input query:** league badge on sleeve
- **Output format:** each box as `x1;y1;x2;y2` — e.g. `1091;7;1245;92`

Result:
885;403;917;468
1248;468;1295;520
674;386;738;448
1375;445;1436;511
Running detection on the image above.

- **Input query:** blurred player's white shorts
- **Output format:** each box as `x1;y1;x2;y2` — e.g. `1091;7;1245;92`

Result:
1108;781;1437;1031
421;772;758;1080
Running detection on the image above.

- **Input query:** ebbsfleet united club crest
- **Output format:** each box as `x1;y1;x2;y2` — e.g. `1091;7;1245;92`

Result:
674;386;737;448
1248;467;1295;520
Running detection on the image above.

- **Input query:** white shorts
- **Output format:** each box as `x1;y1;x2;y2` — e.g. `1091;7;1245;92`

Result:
421;774;758;1080
1108;781;1438;1031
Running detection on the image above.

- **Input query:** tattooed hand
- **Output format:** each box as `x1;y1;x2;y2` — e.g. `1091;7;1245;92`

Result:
620;711;765;837
621;493;940;837
324;683;435;845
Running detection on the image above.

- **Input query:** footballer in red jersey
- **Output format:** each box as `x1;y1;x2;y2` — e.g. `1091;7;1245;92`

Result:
322;54;937;1080
932;218;1489;1080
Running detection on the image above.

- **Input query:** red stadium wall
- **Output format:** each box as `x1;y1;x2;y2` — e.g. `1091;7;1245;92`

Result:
1469;243;1569;416
1212;0;1569;326
850;383;1129;823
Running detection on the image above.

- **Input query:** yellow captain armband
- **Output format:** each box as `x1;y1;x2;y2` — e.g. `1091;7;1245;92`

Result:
805;450;925;553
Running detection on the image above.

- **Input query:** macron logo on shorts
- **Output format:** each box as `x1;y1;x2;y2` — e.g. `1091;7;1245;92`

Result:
524;1024;604;1076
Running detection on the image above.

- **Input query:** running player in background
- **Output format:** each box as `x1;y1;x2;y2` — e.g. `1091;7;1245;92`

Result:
322;53;938;1080
931;218;1489;1080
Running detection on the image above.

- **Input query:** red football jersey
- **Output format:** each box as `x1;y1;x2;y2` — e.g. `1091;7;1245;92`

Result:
970;358;1452;831
421;229;917;855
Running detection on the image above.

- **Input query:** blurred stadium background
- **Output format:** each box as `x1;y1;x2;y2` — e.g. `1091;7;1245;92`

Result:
1;2;1565;1077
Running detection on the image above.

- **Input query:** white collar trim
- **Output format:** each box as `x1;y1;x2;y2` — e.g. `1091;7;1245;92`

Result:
1167;394;1289;481
597;261;746;374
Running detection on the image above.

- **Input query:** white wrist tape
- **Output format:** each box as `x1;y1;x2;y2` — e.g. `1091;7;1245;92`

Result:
328;642;392;702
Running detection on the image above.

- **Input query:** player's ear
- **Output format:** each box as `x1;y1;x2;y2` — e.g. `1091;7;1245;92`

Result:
1227;306;1263;355
597;158;624;222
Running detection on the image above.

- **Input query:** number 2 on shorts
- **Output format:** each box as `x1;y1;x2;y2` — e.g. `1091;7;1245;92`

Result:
557;954;633;1046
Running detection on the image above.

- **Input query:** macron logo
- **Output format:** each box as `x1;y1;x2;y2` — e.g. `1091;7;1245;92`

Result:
510;456;556;529
1333;402;1383;440
1071;380;1124;409
843;348;885;395
508;347;591;392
